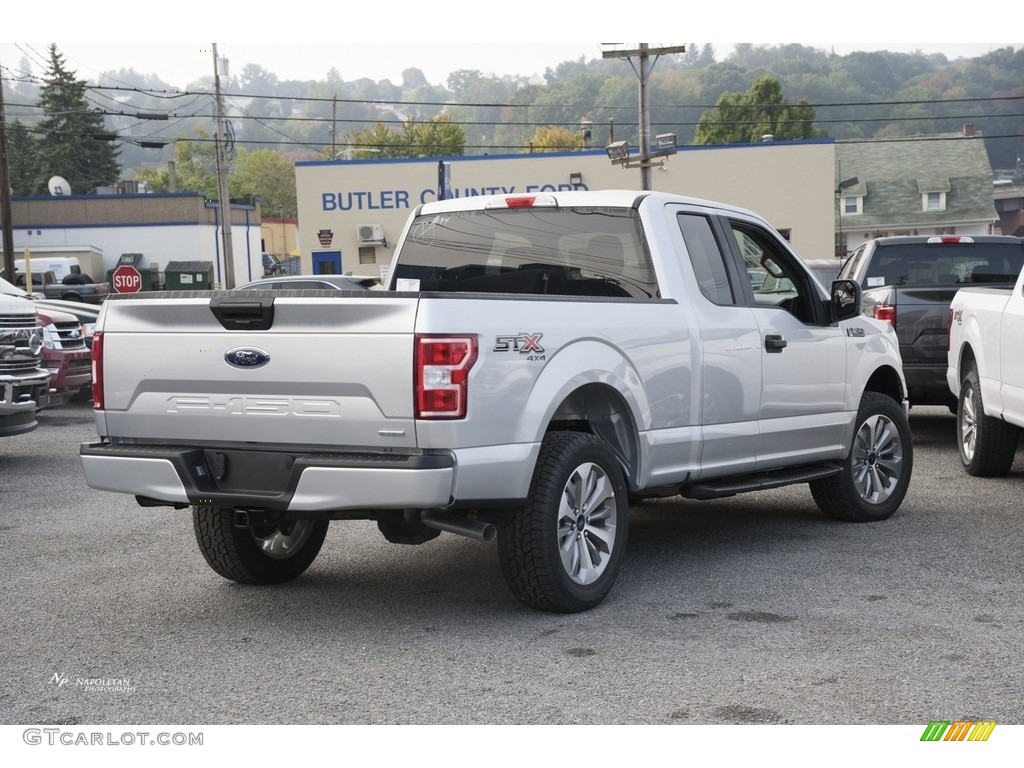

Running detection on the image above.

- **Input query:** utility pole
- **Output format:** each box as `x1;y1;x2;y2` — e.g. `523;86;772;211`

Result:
0;73;15;279
603;44;686;190
331;96;337;158
212;44;235;289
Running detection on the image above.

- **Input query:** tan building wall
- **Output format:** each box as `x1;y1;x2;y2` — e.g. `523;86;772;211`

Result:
260;218;301;257
295;140;836;277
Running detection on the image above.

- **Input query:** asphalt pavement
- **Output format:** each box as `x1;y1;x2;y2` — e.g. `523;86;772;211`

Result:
1;401;1022;726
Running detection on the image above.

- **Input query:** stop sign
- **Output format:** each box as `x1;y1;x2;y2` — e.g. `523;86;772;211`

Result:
112;264;142;294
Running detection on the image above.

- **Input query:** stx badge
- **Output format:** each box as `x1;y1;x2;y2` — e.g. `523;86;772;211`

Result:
494;333;544;354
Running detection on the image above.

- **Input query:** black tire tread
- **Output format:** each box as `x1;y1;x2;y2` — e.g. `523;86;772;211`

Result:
192;505;328;584
498;431;627;613
809;391;912;522
959;368;1018;477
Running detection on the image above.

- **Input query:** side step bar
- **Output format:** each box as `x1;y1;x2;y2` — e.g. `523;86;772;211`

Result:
681;462;842;500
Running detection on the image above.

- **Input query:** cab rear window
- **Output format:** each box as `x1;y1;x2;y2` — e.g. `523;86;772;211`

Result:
392;207;659;298
862;243;1024;287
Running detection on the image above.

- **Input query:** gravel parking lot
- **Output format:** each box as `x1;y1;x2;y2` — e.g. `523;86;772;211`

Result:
1;401;1022;728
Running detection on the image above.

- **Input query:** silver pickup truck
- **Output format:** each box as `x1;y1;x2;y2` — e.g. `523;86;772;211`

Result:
0;292;50;436
81;190;913;612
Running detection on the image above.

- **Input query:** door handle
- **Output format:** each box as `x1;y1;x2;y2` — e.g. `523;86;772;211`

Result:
765;334;787;352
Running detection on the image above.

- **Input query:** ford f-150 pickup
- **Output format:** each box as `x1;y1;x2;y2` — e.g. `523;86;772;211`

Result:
81;190;914;612
0;292;49;436
838;235;1024;409
947;252;1024;476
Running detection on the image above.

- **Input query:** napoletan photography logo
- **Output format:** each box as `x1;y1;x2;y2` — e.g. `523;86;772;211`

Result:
921;720;997;742
49;672;136;695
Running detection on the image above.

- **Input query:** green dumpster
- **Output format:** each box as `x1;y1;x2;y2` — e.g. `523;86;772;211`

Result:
164;261;214;291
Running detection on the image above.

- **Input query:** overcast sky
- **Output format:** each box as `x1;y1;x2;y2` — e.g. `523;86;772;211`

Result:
3;42;1016;93
2;6;1017;89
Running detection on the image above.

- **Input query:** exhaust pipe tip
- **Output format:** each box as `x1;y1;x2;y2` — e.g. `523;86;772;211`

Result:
419;509;496;543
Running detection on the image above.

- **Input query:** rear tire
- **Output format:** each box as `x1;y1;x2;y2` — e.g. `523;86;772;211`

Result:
497;432;629;613
810;392;912;522
192;506;328;584
957;368;1018;477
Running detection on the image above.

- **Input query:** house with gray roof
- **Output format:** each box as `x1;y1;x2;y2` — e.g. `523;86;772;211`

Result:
835;125;999;257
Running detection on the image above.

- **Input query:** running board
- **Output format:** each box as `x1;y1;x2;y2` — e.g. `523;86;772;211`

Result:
681;462;842;500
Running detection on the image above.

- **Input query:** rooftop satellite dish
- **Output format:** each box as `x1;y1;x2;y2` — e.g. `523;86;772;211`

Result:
48;176;71;196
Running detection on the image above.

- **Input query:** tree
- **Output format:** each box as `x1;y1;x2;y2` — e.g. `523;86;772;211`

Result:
400;114;465;157
7;121;38;195
401;68;428;89
130;132;216;195
229;148;297;216
528;126;582;152
342;114;465;159
693;75;822;145
33;44;120;194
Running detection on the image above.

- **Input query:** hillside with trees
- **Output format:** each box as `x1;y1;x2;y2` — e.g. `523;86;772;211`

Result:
3;43;1022;208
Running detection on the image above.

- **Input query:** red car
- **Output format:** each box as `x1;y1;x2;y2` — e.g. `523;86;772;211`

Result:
34;307;92;407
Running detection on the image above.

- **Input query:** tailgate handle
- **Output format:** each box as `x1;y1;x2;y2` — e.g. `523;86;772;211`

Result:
209;296;275;331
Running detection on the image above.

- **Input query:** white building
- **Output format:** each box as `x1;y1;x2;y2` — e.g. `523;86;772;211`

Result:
4;192;264;288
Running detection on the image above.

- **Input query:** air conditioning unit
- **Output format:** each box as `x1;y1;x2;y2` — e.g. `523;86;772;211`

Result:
356;224;385;245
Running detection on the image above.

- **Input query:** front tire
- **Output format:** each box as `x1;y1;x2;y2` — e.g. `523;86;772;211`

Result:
957;367;1018;476
192;506;328;584
810;392;912;522
498;431;629;613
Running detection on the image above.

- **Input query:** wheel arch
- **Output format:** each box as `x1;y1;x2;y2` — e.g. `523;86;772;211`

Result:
518;340;648;489
956;341;978;382
546;382;641;488
863;363;906;405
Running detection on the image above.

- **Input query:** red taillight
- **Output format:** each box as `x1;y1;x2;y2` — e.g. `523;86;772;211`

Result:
873;305;896;326
504;196;537;208
414;335;477;419
91;331;104;410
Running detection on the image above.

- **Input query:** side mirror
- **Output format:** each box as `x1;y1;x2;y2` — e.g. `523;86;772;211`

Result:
830;279;861;322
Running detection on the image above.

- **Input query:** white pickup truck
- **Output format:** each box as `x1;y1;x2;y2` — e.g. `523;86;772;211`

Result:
81;190;913;612
947;242;1024;476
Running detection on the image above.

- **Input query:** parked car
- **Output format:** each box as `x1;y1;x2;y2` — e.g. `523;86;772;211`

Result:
0;291;49;436
838;235;1024;409
236;274;381;291
11;269;111;304
34;306;92;407
0;275;101;349
261;252;285;276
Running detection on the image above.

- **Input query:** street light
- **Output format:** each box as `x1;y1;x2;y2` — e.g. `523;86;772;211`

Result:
606;141;630;164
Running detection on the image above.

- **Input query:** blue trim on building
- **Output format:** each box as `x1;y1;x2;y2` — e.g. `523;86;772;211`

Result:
16;221;214;230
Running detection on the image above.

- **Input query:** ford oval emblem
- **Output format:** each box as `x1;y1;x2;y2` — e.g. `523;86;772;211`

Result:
224;347;271;369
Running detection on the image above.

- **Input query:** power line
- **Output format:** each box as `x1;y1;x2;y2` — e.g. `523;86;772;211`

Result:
5;71;1024;113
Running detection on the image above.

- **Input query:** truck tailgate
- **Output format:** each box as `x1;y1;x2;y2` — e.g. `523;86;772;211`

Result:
97;293;419;449
893;286;959;364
